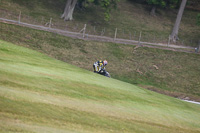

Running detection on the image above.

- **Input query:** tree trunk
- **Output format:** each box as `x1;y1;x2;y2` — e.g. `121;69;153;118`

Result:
170;0;187;42
150;6;156;16
61;0;78;21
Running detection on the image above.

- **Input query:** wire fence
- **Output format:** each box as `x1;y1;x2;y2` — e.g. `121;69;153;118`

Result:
0;8;199;53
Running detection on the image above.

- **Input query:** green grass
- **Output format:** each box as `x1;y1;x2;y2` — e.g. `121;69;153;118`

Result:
0;1;200;131
1;22;200;102
1;40;200;133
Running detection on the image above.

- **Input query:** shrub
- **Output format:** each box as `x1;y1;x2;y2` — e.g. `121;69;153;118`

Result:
197;13;200;26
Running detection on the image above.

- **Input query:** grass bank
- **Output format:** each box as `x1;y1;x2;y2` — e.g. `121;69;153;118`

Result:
0;22;200;102
1;40;200;132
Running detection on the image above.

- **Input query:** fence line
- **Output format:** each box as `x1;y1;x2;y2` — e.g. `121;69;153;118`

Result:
1;17;196;53
0;8;199;53
0;9;199;47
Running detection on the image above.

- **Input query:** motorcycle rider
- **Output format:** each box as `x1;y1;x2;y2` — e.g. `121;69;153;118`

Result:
93;60;108;73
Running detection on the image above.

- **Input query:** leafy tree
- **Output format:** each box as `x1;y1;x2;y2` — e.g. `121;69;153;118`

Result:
61;0;119;21
197;13;200;26
146;0;180;16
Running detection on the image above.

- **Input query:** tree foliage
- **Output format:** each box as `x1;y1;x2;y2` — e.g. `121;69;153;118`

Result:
197;13;200;26
146;0;180;16
147;0;166;7
62;0;119;21
146;0;180;8
77;0;119;21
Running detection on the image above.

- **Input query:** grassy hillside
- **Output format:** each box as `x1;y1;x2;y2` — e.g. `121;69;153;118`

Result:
1;40;200;133
1;22;200;102
0;0;200;46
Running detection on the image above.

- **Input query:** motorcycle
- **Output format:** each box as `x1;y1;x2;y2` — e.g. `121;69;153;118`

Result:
98;69;111;78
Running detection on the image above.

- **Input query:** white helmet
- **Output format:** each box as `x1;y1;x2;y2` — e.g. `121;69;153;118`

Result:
103;60;108;66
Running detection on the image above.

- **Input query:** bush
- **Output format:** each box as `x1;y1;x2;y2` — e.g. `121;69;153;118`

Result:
197;13;200;26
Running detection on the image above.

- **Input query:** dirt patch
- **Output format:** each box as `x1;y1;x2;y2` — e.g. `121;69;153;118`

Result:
140;85;200;102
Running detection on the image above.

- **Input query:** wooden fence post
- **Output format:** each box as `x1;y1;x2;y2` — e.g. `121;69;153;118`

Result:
114;28;117;41
101;28;105;36
83;24;87;38
138;31;142;45
49;18;52;28
167;35;171;47
18;11;21;24
198;40;200;53
134;31;136;40
79;24;86;37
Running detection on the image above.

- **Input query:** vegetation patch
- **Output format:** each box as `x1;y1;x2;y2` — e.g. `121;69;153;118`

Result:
0;22;200;102
1;0;200;46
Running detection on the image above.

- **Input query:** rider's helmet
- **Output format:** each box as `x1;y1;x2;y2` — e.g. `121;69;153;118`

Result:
103;60;108;66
